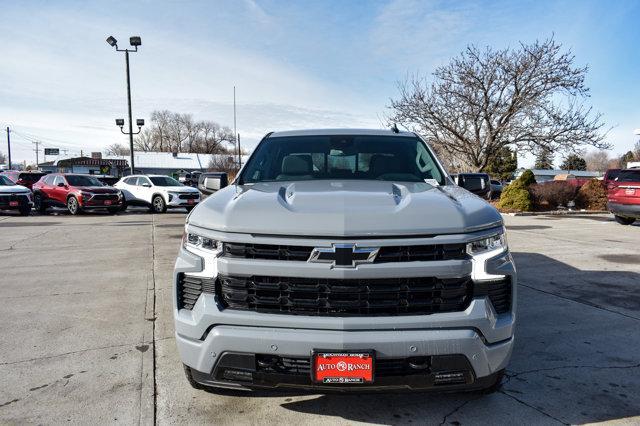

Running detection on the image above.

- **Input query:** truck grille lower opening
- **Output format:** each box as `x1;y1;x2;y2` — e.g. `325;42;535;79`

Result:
217;275;473;316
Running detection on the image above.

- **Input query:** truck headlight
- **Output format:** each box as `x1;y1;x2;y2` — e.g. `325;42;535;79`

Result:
468;229;508;281
467;231;507;256
183;232;221;254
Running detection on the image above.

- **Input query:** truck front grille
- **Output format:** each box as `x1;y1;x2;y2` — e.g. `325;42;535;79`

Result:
217;275;473;316
222;243;467;263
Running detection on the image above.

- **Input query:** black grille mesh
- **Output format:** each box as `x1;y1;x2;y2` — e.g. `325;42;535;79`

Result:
217;275;473;316
222;242;467;263
487;278;511;314
177;274;216;310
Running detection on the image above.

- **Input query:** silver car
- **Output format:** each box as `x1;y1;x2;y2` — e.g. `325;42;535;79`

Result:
173;129;516;392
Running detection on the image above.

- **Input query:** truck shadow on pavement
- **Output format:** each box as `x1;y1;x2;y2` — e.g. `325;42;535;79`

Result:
272;252;640;425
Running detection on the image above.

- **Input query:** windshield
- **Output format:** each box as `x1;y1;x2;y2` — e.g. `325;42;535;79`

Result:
66;175;104;186
0;176;15;186
150;176;182;186
240;135;445;184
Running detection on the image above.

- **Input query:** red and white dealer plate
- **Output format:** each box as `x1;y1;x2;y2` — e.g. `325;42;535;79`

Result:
312;351;375;384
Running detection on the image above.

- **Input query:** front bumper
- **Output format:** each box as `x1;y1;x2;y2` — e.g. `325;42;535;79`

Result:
0;193;32;210
167;193;200;207
173;229;516;391
608;202;640;218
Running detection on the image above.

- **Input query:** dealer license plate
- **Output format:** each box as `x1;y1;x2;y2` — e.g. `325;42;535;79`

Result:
312;351;374;384
9;201;18;207
104;200;112;206
187;199;195;205
625;188;635;195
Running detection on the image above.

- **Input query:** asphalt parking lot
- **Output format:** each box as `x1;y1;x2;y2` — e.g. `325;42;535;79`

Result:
1;211;639;425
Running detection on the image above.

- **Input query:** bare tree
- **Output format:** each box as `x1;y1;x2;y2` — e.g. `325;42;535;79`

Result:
104;143;131;156
134;110;235;155
388;38;610;171
584;150;611;171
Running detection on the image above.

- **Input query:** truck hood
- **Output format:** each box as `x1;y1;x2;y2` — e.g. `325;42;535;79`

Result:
188;180;502;237
0;185;31;194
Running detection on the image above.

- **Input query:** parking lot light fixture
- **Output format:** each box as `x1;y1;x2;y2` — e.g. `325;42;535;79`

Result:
107;35;143;174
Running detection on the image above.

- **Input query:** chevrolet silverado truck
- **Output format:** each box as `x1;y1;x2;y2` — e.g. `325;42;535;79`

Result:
174;129;516;392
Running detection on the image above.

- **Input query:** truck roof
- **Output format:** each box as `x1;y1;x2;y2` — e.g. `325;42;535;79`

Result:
269;128;415;138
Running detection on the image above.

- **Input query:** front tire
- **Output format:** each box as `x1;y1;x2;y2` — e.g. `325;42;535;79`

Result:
614;215;636;225
151;195;167;213
34;193;47;213
67;196;81;215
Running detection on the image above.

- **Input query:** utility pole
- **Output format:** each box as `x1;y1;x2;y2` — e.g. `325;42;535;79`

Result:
237;133;242;169
233;86;237;155
5;127;11;170
32;141;40;168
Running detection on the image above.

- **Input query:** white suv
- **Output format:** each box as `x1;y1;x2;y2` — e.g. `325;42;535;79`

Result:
114;174;200;213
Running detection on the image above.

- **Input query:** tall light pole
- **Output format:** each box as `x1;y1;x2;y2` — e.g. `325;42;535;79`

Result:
107;35;144;175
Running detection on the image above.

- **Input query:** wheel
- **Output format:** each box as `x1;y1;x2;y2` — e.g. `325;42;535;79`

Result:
614;215;636;225
151;195;167;213
34;193;47;213
185;206;195;213
120;201;128;212
107;207;119;215
18;205;31;216
67;196;81;215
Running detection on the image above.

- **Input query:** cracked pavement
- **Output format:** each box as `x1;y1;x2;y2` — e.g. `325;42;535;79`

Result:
0;211;639;425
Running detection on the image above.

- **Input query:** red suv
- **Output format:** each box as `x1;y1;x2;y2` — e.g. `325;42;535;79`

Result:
607;168;640;225
32;173;123;215
1;171;47;190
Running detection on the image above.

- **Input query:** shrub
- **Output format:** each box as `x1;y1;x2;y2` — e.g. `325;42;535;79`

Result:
518;169;536;187
529;181;578;210
576;179;607;210
498;180;533;212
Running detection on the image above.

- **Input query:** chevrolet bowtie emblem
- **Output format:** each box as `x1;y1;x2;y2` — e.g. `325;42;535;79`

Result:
308;244;379;268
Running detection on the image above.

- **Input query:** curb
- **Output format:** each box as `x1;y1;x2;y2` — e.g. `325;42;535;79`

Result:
501;210;610;217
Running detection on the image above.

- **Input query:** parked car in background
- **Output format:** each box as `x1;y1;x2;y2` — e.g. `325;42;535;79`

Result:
114;175;200;213
96;175;120;186
604;168;622;184
490;180;503;199
197;172;228;196
451;173;492;199
0;175;33;215
177;171;202;187
607;168;640;225
32;173;123;215
1;171;47;190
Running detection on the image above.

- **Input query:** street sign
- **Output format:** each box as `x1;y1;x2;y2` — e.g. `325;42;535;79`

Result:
99;165;111;175
44;148;59;156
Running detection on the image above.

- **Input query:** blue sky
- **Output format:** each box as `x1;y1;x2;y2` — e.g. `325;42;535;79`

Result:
1;0;639;166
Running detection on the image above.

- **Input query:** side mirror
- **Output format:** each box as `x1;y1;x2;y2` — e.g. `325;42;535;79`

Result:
142;183;151;188
57;182;65;187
